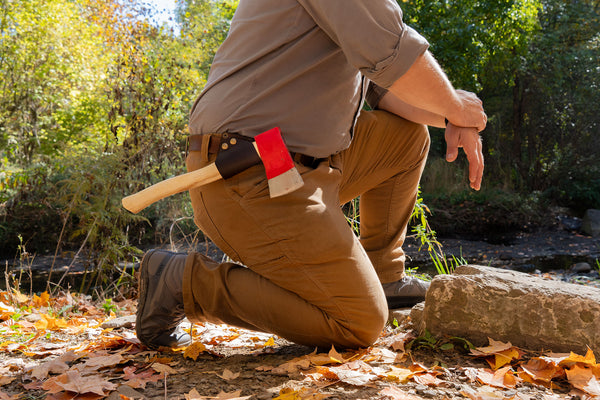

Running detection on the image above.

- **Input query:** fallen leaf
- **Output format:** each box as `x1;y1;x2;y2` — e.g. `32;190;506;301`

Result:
183;342;206;361
328;361;377;386
476;366;520;389
379;385;423;400
33;292;50;307
385;366;413;383
271;357;311;375
559;348;596;368
73;353;123;371
488;347;522;370
412;372;445;387
566;364;600;396
217;368;240;380
151;362;178;375
461;385;507;400
29;358;69;380
213;389;252;399
327;345;345;363
185;388;203;400
273;388;324;400
34;314;68;331
519;358;564;383
264;337;275;347
42;370;116;395
0;376;14;386
470;338;513;356
121;366;162;389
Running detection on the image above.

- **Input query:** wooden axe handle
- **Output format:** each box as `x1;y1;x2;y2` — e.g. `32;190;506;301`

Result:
121;163;221;214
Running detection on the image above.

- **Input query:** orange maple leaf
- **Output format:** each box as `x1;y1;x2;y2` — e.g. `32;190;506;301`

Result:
32;292;50;308
519;358;565;383
566;364;600;396
183;342;206;361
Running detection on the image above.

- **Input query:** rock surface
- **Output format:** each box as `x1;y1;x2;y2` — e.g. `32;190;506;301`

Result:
422;264;600;353
582;209;600;237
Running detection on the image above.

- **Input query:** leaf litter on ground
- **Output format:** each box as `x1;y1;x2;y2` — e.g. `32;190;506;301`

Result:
0;290;599;399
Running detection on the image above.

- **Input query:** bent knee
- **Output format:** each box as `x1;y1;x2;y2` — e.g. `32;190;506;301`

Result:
342;299;388;348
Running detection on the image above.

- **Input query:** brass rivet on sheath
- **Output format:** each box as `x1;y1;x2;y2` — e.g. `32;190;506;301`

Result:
230;138;237;145
221;143;229;150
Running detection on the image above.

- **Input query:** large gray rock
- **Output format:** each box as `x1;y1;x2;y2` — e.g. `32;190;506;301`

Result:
582;209;600;237
423;265;600;353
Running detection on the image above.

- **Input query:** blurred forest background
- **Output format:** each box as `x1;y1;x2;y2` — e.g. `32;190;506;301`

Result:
1;0;599;289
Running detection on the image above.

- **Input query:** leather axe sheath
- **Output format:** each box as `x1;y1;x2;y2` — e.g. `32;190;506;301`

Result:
122;127;304;214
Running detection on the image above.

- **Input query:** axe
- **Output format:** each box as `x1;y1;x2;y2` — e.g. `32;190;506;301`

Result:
121;127;304;214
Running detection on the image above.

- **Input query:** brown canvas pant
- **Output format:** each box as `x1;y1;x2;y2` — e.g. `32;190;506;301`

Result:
183;110;430;348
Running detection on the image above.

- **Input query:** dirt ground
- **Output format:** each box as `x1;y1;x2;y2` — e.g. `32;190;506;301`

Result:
1;294;598;400
1;221;599;399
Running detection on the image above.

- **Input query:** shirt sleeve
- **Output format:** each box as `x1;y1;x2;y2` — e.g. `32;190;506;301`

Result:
297;0;430;88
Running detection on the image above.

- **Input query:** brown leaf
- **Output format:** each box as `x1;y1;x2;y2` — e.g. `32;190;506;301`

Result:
470;338;513;356
271;357;311;375
412;372;445;387
73;353;123;372
151;362;179;375
121;366;162;389
29;358;69;380
42;370;116;395
217;368;240;381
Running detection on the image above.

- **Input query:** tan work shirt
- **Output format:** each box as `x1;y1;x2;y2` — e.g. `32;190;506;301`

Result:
189;0;429;158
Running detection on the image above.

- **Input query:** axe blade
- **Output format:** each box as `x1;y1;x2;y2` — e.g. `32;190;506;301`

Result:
253;127;304;198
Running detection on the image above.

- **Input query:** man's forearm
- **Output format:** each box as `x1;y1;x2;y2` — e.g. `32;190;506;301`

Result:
377;91;446;128
388;51;459;118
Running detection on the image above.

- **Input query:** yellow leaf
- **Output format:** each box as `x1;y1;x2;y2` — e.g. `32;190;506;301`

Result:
559;348;596;368
386;366;413;383
34;317;48;331
183;342;206;361
264;337;275;347
491;347;521;369
273;388;299;400
327;345;345;364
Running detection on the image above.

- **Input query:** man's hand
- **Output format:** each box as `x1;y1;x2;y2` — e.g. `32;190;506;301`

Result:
447;90;487;132
445;123;484;191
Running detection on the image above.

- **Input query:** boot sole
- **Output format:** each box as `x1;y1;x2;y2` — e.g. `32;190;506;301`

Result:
386;296;425;309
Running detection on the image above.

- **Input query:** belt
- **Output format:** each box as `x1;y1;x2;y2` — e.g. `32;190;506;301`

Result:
188;133;325;169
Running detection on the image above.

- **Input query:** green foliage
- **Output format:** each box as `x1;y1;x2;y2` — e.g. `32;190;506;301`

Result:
410;188;467;275
0;0;231;294
407;329;475;353
401;0;541;91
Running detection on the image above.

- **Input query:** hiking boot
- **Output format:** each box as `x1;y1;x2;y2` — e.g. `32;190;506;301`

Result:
382;276;430;309
136;249;192;349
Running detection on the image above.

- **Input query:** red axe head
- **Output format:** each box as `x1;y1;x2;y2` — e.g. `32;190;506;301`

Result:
253;127;304;198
